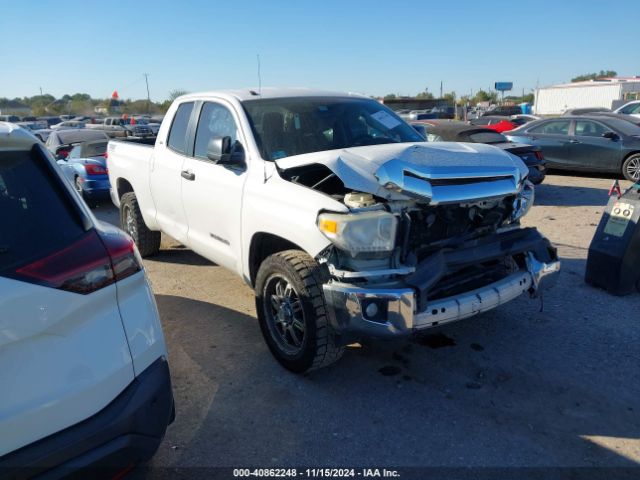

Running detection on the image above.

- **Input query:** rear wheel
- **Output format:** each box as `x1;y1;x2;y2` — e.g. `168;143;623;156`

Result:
622;154;640;182
75;176;96;208
255;250;344;373
120;192;161;257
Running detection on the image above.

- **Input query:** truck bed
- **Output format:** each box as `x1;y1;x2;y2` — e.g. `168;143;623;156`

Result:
107;138;156;210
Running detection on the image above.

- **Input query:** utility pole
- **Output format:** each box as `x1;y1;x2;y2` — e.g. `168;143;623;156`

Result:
143;73;151;113
440;81;443;99
39;86;43;96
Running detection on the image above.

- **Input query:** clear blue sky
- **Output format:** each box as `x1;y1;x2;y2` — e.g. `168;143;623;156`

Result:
1;0;638;101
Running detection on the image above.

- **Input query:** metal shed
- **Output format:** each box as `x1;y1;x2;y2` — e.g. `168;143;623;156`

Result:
534;78;640;115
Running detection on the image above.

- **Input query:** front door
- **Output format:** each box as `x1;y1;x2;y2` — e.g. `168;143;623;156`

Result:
526;119;572;168
569;119;621;172
180;100;247;272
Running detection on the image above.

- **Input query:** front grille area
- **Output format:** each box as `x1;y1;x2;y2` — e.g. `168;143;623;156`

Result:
405;200;514;262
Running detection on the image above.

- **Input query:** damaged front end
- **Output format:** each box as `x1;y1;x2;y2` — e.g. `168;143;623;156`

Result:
278;143;560;343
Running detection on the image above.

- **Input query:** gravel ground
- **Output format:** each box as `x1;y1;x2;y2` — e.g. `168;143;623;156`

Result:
94;173;640;478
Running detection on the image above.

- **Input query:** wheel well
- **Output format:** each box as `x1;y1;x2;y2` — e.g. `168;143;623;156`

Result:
117;178;134;199
624;151;640;161
249;232;303;287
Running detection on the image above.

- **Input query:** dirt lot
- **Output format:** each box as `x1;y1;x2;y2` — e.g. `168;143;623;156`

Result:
95;174;640;477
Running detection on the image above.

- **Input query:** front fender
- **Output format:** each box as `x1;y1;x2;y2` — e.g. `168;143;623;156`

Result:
241;173;348;281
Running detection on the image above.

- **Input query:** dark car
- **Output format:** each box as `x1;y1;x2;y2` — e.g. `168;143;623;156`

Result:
582;112;640;127
562;107;611;116
412;120;547;184
45;129;109;158
482;105;522;117
37;116;63;128
505;116;640;182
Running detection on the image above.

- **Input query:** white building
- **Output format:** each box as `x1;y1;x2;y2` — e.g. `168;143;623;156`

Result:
534;77;640;115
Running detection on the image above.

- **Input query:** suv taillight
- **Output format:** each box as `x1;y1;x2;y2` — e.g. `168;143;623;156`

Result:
12;230;142;294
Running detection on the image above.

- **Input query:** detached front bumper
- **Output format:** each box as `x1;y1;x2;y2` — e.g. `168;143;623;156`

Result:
322;228;560;342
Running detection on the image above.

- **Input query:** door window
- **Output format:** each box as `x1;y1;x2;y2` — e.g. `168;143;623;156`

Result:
530;120;570;135
575;120;608;137
619;103;640;115
193;102;239;159
167;102;195;154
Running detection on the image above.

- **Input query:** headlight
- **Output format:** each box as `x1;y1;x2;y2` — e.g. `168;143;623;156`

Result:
317;210;398;254
511;180;535;222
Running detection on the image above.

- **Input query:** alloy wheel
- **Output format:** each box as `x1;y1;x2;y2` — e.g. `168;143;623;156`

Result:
263;275;306;355
626;156;640;181
124;205;137;241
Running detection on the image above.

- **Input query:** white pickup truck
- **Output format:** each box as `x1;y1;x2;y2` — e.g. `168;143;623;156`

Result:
107;88;560;373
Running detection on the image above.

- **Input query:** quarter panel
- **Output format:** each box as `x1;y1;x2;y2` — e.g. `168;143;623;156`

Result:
114;271;168;376
0;279;134;456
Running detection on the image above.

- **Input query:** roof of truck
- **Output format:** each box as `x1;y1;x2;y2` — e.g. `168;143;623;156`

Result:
178;87;369;103
0;122;39;151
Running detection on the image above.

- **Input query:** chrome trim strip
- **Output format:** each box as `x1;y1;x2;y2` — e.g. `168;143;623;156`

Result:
328;264;416;279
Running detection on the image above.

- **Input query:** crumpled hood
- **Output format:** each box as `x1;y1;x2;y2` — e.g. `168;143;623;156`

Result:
276;142;528;204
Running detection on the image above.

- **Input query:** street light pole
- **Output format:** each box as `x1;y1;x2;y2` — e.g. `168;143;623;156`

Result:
143;73;151;113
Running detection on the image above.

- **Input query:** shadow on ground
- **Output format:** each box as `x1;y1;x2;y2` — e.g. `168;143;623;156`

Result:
141;257;640;476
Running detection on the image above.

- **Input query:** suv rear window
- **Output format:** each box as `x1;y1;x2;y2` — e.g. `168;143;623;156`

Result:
0;147;85;272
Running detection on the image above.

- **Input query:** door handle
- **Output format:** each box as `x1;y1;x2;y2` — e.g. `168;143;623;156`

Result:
569;139;580;144
181;170;196;181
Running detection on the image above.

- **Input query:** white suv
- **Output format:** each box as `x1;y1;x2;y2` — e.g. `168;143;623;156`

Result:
615;100;640;119
0;123;173;477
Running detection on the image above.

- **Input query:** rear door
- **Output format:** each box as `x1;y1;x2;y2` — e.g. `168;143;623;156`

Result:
149;101;195;244
0;146;134;455
524;119;572;167
180;100;247;272
569;119;622;171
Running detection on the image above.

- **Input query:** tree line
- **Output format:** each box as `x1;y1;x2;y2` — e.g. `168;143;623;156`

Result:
0;89;189;116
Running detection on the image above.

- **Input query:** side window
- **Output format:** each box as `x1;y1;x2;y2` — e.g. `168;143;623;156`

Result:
575;120;608;137
167;102;195;154
620;103;640;115
530;120;570;135
68;145;81;158
193;102;239;159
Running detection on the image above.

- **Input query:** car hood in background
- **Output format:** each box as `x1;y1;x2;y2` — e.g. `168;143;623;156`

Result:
276;142;527;205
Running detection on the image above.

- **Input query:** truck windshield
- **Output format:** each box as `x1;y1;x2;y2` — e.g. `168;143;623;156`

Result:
242;96;423;161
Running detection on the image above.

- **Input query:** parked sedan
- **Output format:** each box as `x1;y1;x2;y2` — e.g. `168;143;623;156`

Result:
469;116;517;133
50;120;86;130
412;120;547;184
505;116;640;181
57;140;110;207
45;129;109;157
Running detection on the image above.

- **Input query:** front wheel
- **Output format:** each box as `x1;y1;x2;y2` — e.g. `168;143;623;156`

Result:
255;250;344;373
120;192;161;257
622;154;640;182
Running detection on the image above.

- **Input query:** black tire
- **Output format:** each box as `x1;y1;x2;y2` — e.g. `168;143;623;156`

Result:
622;153;640;183
255;250;344;373
120;192;161;257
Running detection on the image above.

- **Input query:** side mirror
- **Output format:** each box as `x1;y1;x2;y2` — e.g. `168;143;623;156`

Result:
207;136;245;168
602;131;619;140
